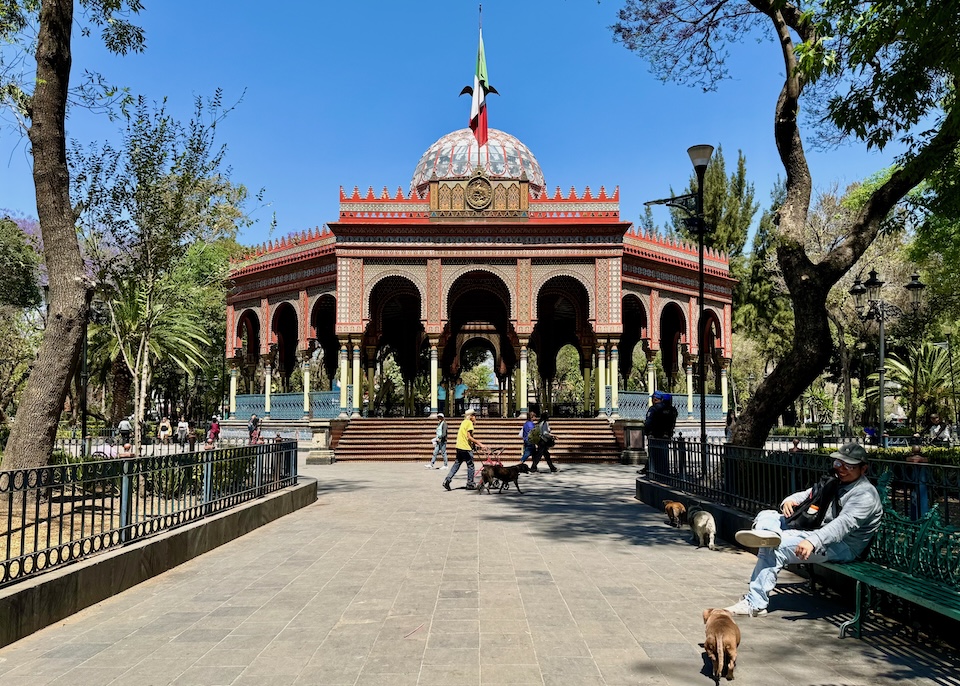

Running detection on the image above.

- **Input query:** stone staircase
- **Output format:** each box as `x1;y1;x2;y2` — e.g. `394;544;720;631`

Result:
333;417;622;464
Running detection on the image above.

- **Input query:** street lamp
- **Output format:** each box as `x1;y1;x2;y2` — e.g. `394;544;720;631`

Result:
849;269;925;447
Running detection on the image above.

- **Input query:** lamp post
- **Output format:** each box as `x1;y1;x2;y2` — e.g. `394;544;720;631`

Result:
934;333;959;433
645;145;714;451
849;269;925;447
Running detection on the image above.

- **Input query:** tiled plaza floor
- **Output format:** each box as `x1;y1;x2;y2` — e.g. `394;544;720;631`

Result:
1;461;957;685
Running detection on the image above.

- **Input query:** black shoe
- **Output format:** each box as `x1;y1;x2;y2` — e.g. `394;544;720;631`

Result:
549;468;558;473
530;468;539;473
443;481;451;491
465;483;477;490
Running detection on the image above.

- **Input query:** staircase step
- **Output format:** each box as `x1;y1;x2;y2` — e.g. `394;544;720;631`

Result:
333;418;621;463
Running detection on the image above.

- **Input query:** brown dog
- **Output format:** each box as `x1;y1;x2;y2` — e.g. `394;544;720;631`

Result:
479;462;530;494
662;499;686;527
702;608;741;683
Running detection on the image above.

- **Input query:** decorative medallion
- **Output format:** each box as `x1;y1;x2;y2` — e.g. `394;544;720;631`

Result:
465;174;493;211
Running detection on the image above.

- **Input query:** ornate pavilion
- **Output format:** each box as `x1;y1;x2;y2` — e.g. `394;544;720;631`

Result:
225;127;734;424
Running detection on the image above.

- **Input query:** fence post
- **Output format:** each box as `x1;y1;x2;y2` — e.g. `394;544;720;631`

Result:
256;445;264;496
203;453;214;515
288;442;297;481
119;459;133;543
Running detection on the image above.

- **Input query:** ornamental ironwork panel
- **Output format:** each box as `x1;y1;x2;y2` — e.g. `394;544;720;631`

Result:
235;395;266;421
269;393;305;420
310;391;340;418
618;391;648;419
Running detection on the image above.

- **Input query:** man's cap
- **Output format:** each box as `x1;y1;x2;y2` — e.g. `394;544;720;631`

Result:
437;412;444;418
652;390;667;400
830;442;868;465
464;408;476;416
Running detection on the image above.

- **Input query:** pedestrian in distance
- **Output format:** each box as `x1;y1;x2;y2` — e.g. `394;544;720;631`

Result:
520;410;538;463
454;377;468;416
247;413;260;445
531;411;558;473
443;408;486;491
176;417;189;447
724;442;882;617
428;413;448;469
117;416;133;444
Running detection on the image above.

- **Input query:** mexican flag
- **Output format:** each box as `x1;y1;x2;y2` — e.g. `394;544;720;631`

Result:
470;29;490;146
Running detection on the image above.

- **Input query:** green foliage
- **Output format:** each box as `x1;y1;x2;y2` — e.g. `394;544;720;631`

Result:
553;345;583;403
866;343;953;427
733;181;794;358
0;217;41;308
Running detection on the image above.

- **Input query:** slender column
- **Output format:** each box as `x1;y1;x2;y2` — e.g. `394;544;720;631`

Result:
430;341;439;416
720;360;730;414
351;342;362;418
610;343;620;418
229;366;239;418
647;360;656;404
582;366;591;417
302;357;311;418
338;341;349;418
597;344;607;415
264;364;273;417
519;343;529;414
366;345;376;418
686;360;695;419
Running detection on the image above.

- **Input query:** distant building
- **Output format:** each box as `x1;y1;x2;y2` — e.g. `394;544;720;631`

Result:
226;127;733;420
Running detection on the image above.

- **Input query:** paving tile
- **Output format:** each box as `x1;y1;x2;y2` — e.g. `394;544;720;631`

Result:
1;463;955;686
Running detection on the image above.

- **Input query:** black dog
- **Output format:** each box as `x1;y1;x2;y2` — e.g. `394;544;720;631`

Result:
479;462;530;494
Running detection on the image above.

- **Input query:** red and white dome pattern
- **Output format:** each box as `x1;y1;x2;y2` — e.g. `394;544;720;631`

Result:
411;128;545;194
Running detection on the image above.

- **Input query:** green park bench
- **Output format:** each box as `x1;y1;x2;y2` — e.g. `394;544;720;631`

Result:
809;472;960;638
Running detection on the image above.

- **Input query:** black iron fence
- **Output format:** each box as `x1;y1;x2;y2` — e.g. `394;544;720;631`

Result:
1;441;298;588
647;439;960;526
53;436;251;460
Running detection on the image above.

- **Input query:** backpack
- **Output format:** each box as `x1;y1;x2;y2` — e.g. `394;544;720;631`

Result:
784;474;842;530
527;426;541;446
539;422;556;448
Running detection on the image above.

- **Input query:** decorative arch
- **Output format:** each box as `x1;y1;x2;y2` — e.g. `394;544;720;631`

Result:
364;270;426;321
699;308;723;394
367;275;425;384
443;270;516;381
271;302;299;389
532;275;592;384
442;263;515;320
659;301;687;392
532;267;594;322
310;294;339;388
620;294;649;381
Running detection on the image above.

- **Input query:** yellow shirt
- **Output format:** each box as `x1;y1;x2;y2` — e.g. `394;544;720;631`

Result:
456;418;475;451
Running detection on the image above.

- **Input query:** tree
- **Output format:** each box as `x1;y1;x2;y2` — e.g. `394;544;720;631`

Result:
0;1;145;471
613;0;960;447
0;216;42;308
867;343;952;429
73;95;252;446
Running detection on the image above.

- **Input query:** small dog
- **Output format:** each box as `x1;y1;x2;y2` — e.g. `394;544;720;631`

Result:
702;608;740;683
662;499;686;527
688;505;718;550
479;462;530;494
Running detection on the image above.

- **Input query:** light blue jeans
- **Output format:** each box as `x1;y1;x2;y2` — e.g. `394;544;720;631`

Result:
746;509;854;611
430;441;447;467
521;444;534;463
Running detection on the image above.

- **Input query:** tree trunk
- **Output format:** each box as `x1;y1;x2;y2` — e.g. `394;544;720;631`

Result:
109;362;133;424
1;0;92;472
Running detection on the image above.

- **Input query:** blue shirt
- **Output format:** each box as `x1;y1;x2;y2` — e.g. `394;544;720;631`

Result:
454;383;468;400
437;385;447;401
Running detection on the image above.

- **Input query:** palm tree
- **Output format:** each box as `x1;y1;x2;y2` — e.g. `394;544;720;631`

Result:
90;276;209;446
867;343;952;430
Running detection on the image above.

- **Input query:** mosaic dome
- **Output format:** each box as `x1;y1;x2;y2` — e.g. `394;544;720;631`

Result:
411;128;545;194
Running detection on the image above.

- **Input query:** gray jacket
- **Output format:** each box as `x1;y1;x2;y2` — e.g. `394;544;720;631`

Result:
781;475;882;557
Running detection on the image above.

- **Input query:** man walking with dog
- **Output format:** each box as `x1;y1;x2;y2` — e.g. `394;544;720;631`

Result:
443;408;487;491
725;442;882;617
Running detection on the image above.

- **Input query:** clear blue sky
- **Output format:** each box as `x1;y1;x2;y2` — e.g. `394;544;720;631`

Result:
1;1;904;247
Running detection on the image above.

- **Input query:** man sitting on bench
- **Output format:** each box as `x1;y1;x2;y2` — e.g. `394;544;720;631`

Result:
725;442;883;617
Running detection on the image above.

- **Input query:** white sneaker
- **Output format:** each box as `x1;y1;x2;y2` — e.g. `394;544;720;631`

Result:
724;597;767;617
735;529;782;548
424;464;434;469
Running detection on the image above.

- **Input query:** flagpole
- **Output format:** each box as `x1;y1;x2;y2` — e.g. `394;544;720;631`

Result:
477;4;482;169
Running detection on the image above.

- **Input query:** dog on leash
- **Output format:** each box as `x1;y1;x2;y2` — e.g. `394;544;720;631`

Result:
688;505;718;550
478;462;530;494
702;608;741;683
662;499;686;527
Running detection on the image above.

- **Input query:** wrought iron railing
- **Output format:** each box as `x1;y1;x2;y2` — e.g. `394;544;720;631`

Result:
646;439;960;526
267;392;305;420
618;391;648;419
53;436;250;458
310;391;340;418
1;441;298;588
235;395;266;420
